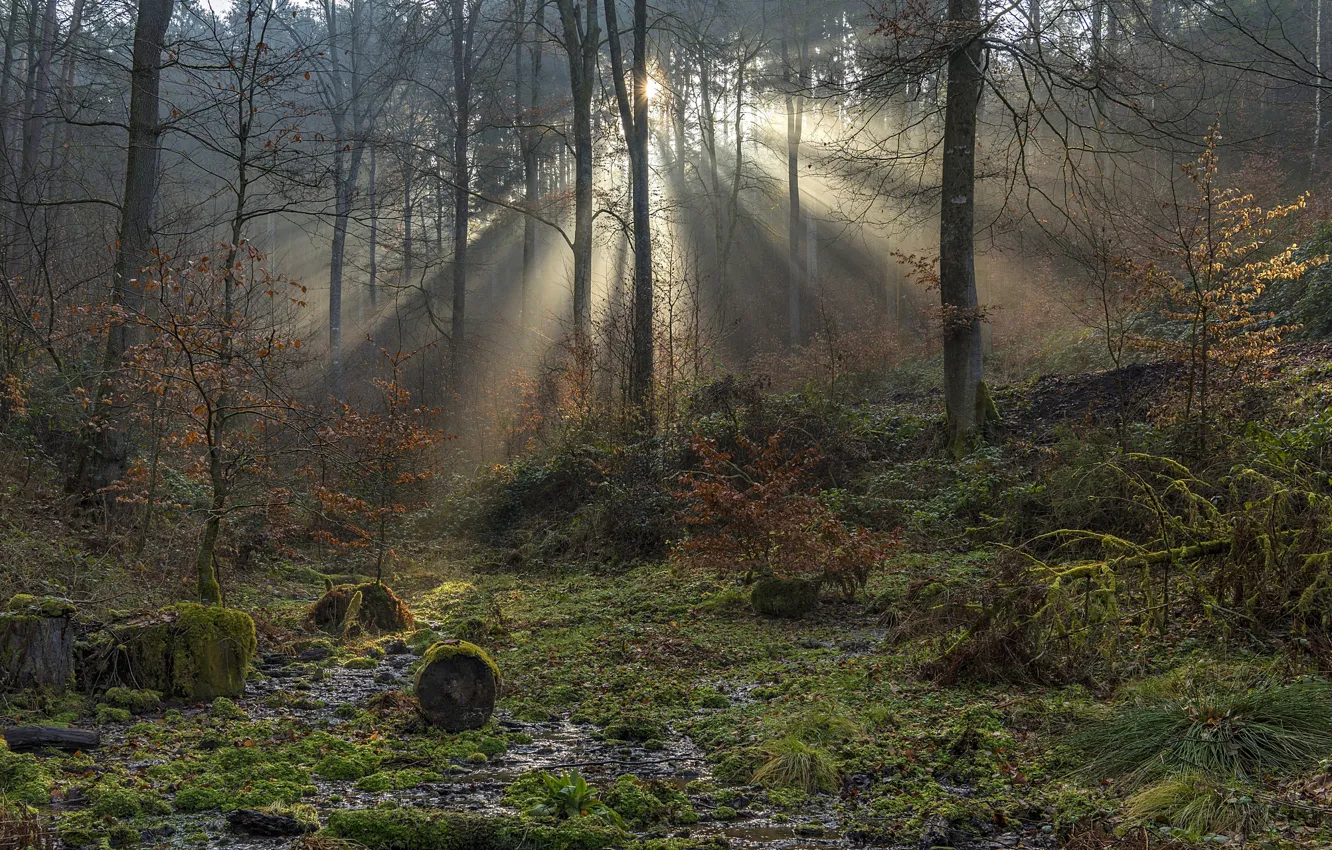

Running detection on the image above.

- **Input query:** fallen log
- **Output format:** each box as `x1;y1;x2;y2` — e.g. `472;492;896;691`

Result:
3;726;101;752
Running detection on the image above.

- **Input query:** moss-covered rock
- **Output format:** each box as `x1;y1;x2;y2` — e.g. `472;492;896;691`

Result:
602;714;666;743
414;640;500;732
91;604;256;700
323;808;624;850
750;577;818;619
0;594;75;691
312;583;414;634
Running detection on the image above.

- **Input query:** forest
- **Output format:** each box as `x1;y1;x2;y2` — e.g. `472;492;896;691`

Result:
5;0;1332;847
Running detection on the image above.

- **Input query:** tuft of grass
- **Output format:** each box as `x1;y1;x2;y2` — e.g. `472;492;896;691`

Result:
751;737;839;793
776;705;864;746
1069;682;1332;785
1125;773;1265;839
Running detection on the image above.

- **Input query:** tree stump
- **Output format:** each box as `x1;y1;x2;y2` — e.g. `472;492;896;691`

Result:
312;583;414;635
414;640;499;732
750;577;819;619
83;603;256;700
0;595;76;691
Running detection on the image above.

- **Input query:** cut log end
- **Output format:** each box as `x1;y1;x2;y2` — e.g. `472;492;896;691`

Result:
414;640;499;732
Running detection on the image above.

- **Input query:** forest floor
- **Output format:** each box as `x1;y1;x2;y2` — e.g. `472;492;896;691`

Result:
27;556;1093;850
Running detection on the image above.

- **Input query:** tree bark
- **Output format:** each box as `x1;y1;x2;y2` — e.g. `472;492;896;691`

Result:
69;0;173;497
555;0;597;344
368;144;378;310
604;0;653;417
3;727;99;751
518;0;543;331
939;0;991;457
781;27;805;349
449;0;475;400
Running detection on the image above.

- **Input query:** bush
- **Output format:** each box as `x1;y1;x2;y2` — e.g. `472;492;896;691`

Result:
673;431;896;593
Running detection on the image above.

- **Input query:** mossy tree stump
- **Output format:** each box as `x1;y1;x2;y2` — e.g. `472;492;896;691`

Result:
750;577;819;619
95;603;256;700
0;595;76;691
414;640;499;732
313;583;414;635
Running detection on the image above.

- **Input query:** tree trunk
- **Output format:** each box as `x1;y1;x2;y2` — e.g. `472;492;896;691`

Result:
450;0;473;400
781;29;804;349
368;144;378;310
17;0;55;195
555;0;596;344
939;0;991;457
69;0;173;497
519;1;543;331
603;0;653;416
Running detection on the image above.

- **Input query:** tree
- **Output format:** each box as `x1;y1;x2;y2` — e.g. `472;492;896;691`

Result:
603;0;654;416
553;0;598;343
69;0;175;499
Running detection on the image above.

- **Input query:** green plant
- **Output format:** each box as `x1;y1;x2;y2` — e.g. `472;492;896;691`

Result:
751;737;839;793
525;771;623;825
1125;773;1264;839
1070;682;1332;786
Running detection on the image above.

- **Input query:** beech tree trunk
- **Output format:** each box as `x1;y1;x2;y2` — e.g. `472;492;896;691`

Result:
604;0;653;416
555;0;597;344
781;28;805;349
70;0;173;497
518;1;543;330
939;0;992;457
450;0;475;400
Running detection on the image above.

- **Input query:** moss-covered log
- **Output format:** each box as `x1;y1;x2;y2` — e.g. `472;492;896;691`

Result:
414;640;499;731
313;582;414;634
87;603;256;700
0;594;76;691
324;807;624;850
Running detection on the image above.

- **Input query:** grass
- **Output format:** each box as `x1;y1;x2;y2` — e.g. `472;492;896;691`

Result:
750;737;839;793
1125;773;1266;839
1069;682;1332;785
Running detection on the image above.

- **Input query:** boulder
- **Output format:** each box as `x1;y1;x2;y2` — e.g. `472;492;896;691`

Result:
313;582;414;634
0;594;76;691
85;604;256;700
414;640;499;731
750;577;819;619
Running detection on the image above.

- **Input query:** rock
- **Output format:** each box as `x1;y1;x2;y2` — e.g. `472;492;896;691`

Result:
81;604;256;700
384;639;410;655
374;672;399;684
0;594;76;691
226;809;315;837
750;577;819;619
297;646;332;661
312;583;414;635
414;640;499;732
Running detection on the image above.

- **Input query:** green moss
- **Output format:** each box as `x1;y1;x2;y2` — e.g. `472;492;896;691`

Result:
713;806;738;820
102;687;162;714
601;714;664;743
91;786;145;818
7;594;76;617
315;753;378;780
173;785;228;812
0;744;52;805
416;640;501;688
750;578;818;619
692;689;730;709
323;808;625;850
108;824;142;847
95;703;133;723
56;810;106;848
209;696;246;720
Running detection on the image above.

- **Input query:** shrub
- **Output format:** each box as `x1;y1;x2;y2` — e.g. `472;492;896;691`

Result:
673;431;896;593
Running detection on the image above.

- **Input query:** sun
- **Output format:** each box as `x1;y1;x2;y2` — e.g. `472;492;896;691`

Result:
645;75;659;101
